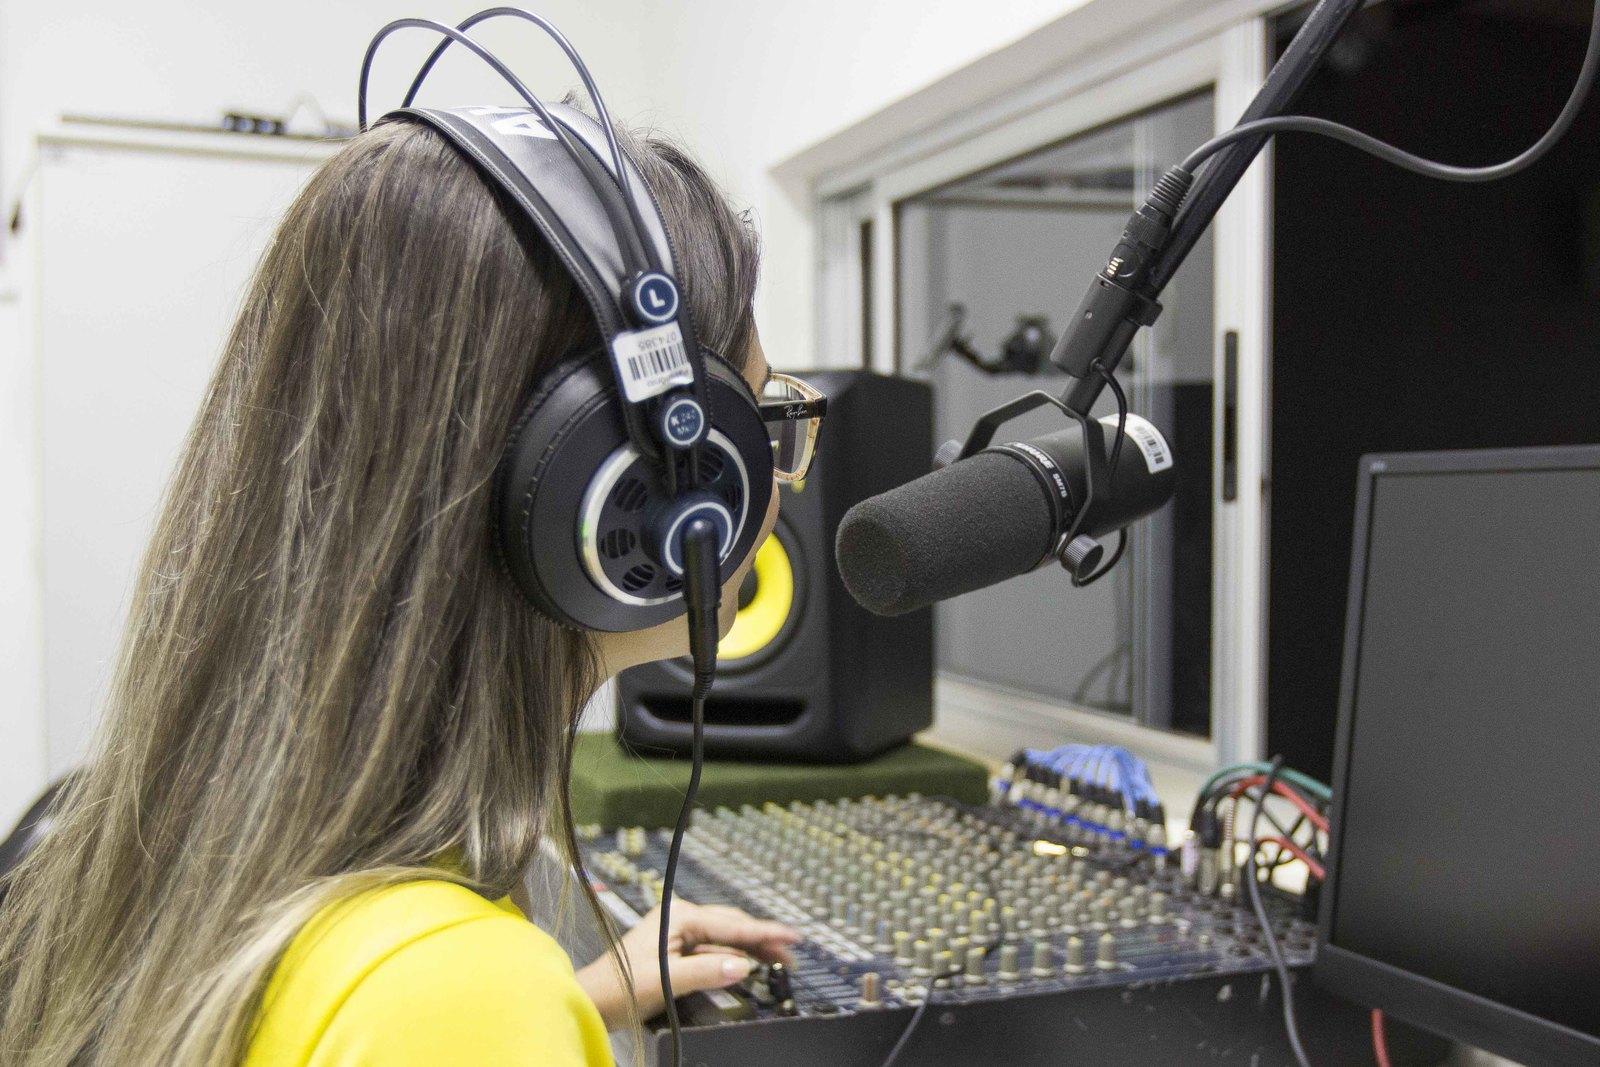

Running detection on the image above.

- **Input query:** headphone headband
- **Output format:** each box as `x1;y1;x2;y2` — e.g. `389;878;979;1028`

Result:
390;104;708;461
392;105;672;327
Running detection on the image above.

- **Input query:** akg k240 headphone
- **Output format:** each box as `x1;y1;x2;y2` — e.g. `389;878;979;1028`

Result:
359;10;773;1064
360;9;773;636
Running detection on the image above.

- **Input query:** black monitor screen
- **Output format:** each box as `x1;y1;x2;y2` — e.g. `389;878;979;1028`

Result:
1326;456;1600;1046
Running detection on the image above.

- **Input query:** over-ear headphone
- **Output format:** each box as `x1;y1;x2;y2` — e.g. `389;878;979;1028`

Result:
359;17;774;635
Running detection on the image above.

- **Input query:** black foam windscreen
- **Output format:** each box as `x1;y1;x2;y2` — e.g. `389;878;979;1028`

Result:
834;450;1054;617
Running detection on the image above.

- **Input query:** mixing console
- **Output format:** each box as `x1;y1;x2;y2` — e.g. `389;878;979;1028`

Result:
576;793;1345;1065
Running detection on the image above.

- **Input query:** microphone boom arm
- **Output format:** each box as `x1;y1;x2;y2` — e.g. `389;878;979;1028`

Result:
941;0;1365;583
1045;0;1367;422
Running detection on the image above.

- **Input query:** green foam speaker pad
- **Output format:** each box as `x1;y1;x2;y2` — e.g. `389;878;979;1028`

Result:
570;733;990;829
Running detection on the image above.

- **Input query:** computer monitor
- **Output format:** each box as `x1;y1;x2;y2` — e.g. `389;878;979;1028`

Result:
1316;445;1600;1067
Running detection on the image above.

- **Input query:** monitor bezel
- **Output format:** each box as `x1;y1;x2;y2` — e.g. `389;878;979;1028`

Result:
1315;443;1600;1067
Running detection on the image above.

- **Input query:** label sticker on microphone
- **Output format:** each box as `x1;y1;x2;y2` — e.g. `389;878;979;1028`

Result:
1118;414;1173;474
611;321;693;403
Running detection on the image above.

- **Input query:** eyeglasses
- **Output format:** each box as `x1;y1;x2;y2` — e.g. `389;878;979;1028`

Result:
758;371;827;482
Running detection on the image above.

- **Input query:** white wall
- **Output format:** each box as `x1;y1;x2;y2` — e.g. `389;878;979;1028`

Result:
0;0;1098;826
0;0;657;827
0;0;657;223
655;0;1095;369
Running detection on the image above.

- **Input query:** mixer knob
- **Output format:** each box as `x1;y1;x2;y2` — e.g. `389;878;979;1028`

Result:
893;931;915;967
933;950;955;985
859;971;882;1009
997;944;1022;982
1096;932;1119;970
964;945;987;985
1029;940;1055;978
1064;935;1088;975
912;939;934;977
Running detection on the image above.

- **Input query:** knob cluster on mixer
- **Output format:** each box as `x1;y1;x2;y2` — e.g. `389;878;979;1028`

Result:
577;794;1321;1022
675;795;1197;994
589;841;664;905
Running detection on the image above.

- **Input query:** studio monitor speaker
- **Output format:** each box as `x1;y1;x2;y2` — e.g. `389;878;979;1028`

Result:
616;371;933;763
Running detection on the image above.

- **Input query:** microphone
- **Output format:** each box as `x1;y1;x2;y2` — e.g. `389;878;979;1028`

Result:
835;414;1176;616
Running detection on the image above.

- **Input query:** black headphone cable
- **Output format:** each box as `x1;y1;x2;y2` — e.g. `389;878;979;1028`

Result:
656;517;721;1067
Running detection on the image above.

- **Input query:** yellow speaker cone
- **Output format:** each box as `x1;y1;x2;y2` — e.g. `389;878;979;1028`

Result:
719;533;795;663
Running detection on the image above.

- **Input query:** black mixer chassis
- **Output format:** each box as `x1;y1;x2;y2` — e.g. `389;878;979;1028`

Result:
654;971;1379;1066
580;796;1393;1065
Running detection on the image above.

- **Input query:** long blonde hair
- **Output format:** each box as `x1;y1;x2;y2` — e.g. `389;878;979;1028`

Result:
0;115;759;1065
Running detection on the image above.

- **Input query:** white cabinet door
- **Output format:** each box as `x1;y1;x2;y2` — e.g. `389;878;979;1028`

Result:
31;128;334;782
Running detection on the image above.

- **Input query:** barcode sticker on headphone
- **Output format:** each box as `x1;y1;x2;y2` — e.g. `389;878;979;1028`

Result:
611;322;694;403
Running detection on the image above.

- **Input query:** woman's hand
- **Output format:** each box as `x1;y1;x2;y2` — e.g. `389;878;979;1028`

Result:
575;901;799;1030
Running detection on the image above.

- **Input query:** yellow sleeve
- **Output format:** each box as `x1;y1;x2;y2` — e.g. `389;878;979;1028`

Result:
306;914;613;1067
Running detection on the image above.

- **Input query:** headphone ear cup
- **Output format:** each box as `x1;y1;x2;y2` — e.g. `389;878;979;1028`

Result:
494;348;772;633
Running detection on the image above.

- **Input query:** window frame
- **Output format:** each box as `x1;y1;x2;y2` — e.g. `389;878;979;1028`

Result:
807;17;1276;785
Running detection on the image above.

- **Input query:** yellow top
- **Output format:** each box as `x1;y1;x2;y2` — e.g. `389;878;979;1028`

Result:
244;879;613;1066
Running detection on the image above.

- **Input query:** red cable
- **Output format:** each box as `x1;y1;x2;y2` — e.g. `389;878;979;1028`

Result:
1372;1009;1392;1067
1229;775;1331;832
1258;835;1327;880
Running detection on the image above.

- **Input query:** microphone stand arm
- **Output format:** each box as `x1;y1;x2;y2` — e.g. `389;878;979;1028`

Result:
1051;0;1366;418
953;0;1366;464
936;0;1365;583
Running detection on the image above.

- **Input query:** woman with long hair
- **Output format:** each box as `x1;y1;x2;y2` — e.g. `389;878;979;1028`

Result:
0;109;797;1065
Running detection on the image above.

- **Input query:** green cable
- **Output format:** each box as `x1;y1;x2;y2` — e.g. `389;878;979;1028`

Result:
1199;761;1331;802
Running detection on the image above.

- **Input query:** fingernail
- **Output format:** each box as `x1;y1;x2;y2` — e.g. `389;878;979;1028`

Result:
722;956;754;979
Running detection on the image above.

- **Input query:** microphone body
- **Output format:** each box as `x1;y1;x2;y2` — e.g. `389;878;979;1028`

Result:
835;414;1175;616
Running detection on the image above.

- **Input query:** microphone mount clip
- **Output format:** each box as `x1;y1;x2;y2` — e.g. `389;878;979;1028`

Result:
936;388;1118;585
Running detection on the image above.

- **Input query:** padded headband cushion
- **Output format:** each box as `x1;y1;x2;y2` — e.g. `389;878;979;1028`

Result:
388;103;674;342
495;348;773;633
